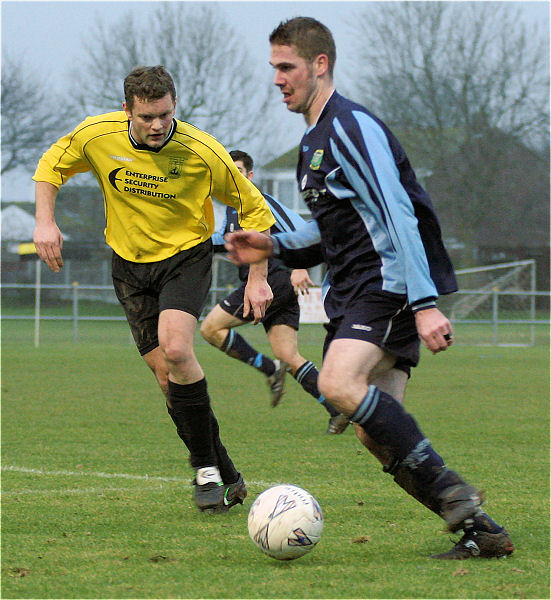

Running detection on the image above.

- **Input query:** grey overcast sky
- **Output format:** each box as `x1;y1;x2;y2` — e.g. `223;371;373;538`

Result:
1;0;549;201
3;1;548;86
1;0;374;199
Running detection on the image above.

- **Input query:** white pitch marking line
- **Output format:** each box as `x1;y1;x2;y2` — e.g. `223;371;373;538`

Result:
2;464;187;483
2;464;278;495
2;486;157;497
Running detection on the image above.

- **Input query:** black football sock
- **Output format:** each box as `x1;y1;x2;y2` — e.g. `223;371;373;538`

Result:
167;405;239;484
221;330;274;376
208;409;239;484
294;361;339;417
168;378;217;469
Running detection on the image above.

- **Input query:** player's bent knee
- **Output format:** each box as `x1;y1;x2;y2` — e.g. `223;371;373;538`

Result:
161;342;194;368
199;318;215;342
200;322;227;348
199;312;230;347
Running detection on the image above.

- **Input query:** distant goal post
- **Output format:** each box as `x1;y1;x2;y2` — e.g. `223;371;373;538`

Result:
298;260;545;346
435;259;541;346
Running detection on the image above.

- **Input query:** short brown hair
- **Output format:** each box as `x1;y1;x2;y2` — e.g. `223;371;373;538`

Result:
123;65;176;110
229;150;254;172
269;17;336;75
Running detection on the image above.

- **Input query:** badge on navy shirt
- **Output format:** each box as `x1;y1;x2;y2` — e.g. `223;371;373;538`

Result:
309;149;324;170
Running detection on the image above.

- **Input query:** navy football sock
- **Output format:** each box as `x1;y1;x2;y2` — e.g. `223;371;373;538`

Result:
351;386;426;458
221;330;274;376
294;361;339;416
351;386;446;483
168;378;217;469
467;513;504;534
319;397;340;417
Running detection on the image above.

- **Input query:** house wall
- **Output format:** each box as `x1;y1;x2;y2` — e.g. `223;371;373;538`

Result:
256;169;310;217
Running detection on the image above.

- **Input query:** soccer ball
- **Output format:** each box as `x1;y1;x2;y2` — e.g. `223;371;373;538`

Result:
247;484;324;560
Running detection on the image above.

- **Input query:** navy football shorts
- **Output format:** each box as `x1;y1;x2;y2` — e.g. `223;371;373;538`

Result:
112;240;212;355
219;268;300;332
322;291;420;376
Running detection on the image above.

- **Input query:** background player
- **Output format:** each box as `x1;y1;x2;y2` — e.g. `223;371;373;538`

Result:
33;65;275;514
201;150;350;434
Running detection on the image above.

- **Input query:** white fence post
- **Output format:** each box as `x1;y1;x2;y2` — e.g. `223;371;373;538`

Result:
530;261;536;345
34;259;41;349
72;282;79;343
492;289;499;345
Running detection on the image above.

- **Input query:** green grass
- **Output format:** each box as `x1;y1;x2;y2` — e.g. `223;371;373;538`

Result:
2;298;548;347
2;320;549;599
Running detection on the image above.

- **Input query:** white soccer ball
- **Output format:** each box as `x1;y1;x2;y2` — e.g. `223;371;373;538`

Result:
247;484;324;560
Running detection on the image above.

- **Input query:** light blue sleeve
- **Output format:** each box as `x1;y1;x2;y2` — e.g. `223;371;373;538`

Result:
211;209;228;250
273;219;321;250
330;112;437;304
272;220;324;269
263;193;307;233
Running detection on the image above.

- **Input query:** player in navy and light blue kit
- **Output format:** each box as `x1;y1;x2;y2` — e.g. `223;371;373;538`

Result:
201;150;349;434
225;17;513;559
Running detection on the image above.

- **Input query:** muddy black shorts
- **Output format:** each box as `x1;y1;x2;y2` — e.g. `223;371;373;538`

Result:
322;291;420;376
219;268;300;332
112;240;212;355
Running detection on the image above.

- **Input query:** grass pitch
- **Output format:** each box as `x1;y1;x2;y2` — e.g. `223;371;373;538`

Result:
2;320;549;599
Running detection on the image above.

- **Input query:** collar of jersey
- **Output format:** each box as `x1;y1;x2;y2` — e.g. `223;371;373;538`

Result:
128;119;176;152
305;89;337;134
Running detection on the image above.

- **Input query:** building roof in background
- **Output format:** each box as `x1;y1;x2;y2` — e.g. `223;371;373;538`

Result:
1;168;35;204
260;134;433;176
1;204;36;241
262;147;300;171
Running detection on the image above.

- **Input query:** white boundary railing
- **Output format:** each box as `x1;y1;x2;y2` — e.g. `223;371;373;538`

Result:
2;252;237;347
2;279;548;348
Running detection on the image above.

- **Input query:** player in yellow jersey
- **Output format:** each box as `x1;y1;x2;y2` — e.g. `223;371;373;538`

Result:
33;65;276;514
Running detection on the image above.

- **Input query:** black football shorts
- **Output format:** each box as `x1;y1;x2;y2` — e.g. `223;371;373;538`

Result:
219;268;300;332
112;240;212;355
322;291;420;375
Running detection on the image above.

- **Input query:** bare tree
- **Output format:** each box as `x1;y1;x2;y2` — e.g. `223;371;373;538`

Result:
67;2;278;156
349;2;549;154
347;1;549;249
1;54;75;174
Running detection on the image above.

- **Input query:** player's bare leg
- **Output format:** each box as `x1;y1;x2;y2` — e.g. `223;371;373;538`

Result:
267;324;348;430
317;338;512;557
158;309;242;512
201;305;287;405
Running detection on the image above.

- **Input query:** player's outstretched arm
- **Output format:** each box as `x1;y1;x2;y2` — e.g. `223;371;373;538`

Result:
34;181;64;273
225;230;274;265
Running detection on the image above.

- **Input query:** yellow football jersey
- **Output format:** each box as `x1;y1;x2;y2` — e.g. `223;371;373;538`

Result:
33;111;275;262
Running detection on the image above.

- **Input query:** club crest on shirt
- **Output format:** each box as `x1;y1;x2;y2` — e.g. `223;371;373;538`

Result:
309;149;324;170
168;157;185;178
